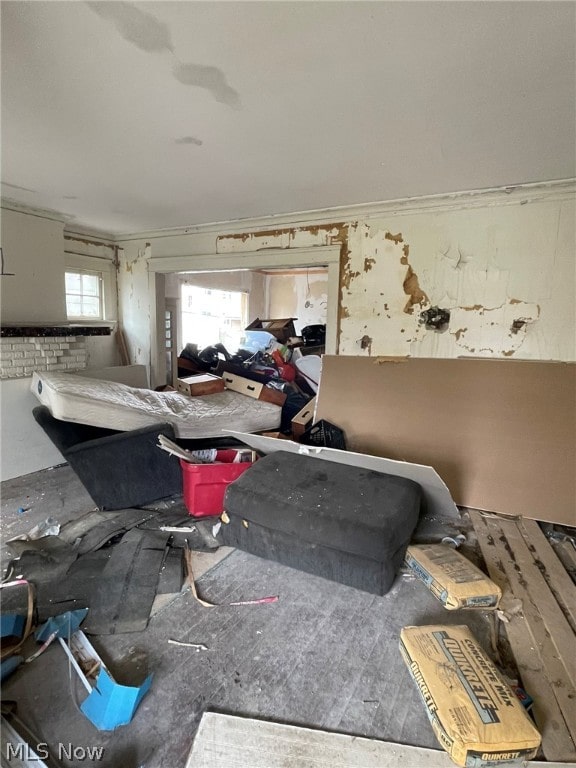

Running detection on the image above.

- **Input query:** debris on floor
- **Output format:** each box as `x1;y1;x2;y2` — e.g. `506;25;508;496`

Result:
400;624;542;767
185;712;566;768
59;624;153;731
470;510;576;761
404;543;502;610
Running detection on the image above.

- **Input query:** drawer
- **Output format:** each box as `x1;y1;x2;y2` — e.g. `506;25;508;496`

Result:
222;372;264;399
223;372;287;406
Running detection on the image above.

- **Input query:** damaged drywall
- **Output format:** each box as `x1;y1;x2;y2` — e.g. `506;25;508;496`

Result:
117;242;152;367
216;223;347;254
336;195;574;359
339;224;431;355
116;185;575;371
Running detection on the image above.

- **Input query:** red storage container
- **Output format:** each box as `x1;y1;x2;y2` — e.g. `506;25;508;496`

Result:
180;455;253;517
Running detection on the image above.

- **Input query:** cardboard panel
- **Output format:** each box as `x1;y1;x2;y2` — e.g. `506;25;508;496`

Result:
315;356;576;524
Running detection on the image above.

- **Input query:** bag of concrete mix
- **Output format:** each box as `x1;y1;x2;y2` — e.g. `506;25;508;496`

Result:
400;625;541;767
405;544;501;610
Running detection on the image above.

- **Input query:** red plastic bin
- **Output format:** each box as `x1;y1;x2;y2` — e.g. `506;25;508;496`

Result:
180;455;253;517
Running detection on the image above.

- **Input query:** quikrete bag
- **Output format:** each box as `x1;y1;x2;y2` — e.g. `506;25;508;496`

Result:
405;544;501;610
400;625;541;767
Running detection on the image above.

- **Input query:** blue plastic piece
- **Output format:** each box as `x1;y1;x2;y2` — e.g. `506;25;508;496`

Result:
1;655;23;682
0;614;25;639
80;668;153;731
34;608;89;642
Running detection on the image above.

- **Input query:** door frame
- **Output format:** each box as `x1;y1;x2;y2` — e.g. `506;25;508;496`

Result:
147;245;341;388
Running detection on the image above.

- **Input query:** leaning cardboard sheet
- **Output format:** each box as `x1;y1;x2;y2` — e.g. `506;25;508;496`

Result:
400;625;541;767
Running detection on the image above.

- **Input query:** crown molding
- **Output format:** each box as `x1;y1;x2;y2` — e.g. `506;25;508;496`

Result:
115;178;576;242
3;179;574;243
0;197;72;224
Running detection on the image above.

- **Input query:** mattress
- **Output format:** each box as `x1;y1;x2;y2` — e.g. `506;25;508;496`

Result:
31;371;281;439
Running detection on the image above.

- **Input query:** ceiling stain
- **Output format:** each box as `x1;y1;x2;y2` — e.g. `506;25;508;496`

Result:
385;231;404;245
502;350;516;357
87;2;173;54
175;136;203;146
173;63;241;109
400;244;410;265
1;181;36;193
453;327;468;340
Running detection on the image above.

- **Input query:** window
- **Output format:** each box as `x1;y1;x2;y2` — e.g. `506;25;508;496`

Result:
65;270;103;319
181;285;248;351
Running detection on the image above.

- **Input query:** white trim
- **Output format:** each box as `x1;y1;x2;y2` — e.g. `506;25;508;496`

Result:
147;246;341;387
147;245;340;274
64;256;117;322
118;178;576;242
64;252;115;272
63;226;117;243
0;197;72;224
4;180;573;242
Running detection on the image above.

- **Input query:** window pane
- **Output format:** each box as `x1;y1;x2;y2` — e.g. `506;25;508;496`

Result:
81;274;100;296
65;270;102;319
66;298;82;316
65;272;81;292
81;297;100;317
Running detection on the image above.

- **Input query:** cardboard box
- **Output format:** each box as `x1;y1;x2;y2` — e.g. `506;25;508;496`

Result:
400;625;541;767
291;397;317;439
222;372;287;406
405;544;501;610
177;373;224;397
245;318;297;344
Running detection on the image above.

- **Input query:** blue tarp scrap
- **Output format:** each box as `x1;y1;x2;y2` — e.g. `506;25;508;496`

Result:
34;608;89;642
0;614;25;639
81;667;153;731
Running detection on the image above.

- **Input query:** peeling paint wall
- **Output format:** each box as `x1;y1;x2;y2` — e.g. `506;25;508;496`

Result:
265;270;328;334
116;185;575;373
338;198;574;360
117;241;152;368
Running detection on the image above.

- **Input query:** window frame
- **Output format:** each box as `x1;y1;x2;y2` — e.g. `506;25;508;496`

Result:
65;268;104;321
64;252;117;324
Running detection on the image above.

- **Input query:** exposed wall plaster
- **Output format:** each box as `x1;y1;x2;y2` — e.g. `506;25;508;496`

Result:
117;188;575;370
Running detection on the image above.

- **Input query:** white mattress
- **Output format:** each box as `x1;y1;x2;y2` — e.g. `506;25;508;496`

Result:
31;371;281;439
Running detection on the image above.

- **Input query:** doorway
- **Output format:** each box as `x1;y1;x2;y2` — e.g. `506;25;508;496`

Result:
148;245;340;388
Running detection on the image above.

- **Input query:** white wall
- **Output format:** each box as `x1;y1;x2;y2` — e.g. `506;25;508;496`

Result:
0;208;67;323
116;182;575;381
0;209;120;480
0;377;66;480
339;198;575;359
265;270;328;334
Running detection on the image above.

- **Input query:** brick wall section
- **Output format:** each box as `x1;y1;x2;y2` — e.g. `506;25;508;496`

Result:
0;337;87;379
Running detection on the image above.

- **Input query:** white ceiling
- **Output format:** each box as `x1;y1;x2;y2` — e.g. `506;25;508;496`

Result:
1;1;574;235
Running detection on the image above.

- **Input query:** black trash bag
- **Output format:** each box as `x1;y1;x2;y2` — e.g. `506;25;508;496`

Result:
301;324;326;346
